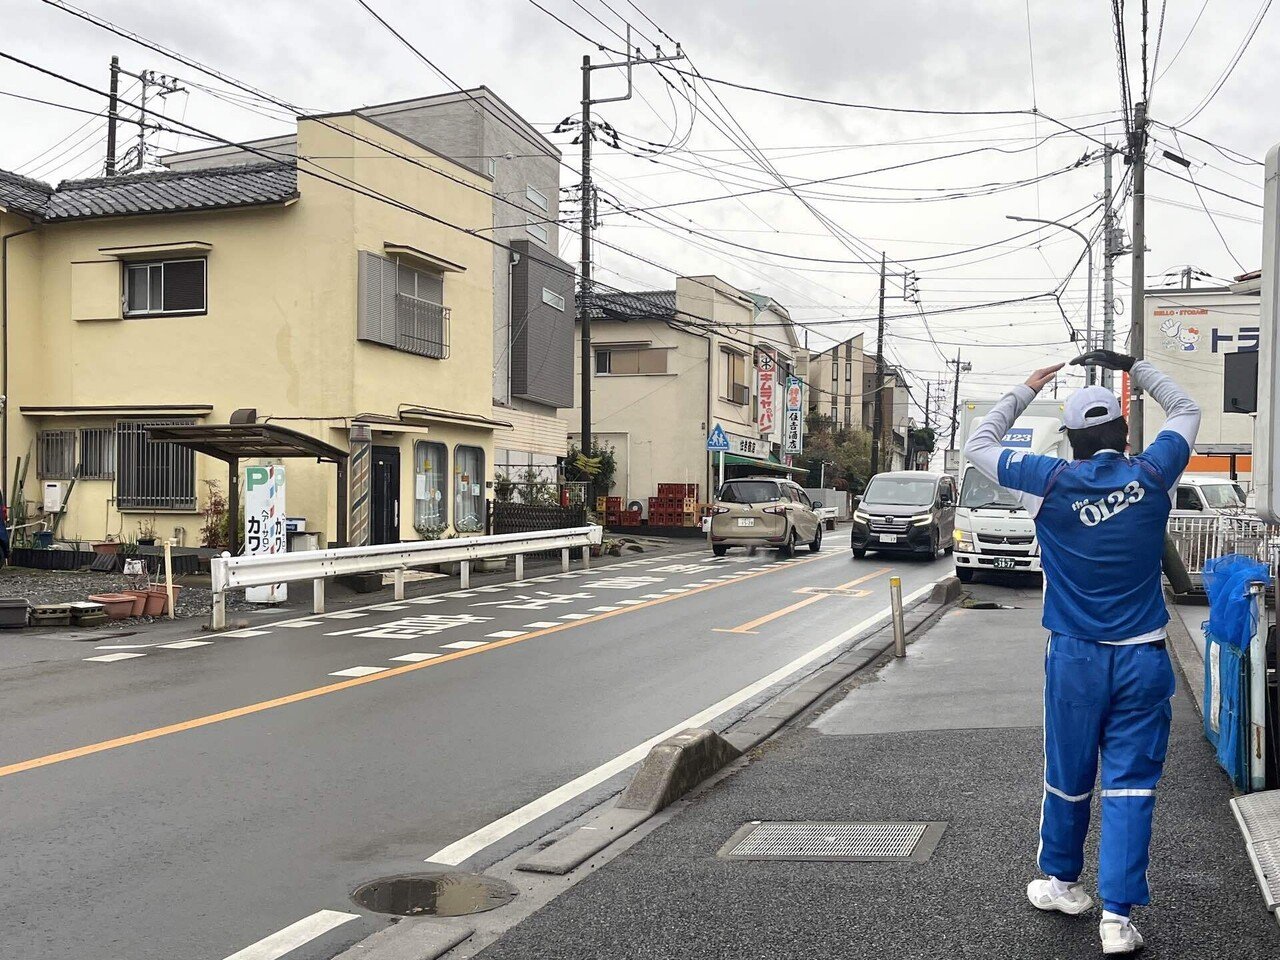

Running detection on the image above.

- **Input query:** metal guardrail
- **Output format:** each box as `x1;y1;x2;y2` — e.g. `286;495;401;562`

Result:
1166;515;1280;590
210;525;604;629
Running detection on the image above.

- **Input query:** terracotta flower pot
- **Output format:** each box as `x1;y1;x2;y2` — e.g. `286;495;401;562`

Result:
92;542;120;555
122;590;148;617
87;593;137;620
143;586;181;616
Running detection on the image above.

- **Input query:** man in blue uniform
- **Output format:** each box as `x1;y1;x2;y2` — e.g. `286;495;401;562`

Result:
964;350;1200;955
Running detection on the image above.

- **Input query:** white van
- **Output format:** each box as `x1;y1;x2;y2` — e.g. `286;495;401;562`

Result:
1172;475;1249;517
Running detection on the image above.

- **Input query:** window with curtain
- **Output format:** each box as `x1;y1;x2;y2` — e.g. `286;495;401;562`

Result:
413;441;447;532
453;445;485;533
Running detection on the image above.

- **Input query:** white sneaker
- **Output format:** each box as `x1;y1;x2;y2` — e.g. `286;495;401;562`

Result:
1026;878;1094;915
1100;918;1144;954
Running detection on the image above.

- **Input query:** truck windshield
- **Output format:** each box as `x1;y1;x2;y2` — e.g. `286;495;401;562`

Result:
960;469;1023;510
862;476;936;506
1201;483;1244;509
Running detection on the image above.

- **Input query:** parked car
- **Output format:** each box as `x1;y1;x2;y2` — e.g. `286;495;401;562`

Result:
708;476;823;557
850;471;956;560
1172;475;1249;517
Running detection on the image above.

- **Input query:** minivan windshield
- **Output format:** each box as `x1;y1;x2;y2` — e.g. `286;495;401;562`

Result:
960;468;1022;510
862;476;937;507
718;480;781;504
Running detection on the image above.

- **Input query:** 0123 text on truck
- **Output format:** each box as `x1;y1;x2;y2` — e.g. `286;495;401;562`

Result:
952;397;1068;583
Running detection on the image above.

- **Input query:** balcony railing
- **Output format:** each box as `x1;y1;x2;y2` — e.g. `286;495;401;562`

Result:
395;293;450;360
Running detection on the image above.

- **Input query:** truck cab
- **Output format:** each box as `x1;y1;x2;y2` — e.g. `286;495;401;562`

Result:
953;411;1068;583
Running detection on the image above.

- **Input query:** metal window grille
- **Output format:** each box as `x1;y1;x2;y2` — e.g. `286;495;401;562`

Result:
115;419;197;510
78;427;115;479
395;294;450;359
37;430;76;479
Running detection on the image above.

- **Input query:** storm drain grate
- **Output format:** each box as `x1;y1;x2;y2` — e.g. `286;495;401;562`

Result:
1231;792;1280;911
719;821;945;863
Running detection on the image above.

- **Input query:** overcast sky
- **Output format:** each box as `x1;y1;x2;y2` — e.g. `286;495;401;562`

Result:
2;0;1273;415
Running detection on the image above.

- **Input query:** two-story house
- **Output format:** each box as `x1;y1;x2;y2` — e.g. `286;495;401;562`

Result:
0;109;509;547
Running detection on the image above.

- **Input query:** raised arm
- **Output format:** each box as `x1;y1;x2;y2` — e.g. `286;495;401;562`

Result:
964;364;1062;483
1130;358;1200;449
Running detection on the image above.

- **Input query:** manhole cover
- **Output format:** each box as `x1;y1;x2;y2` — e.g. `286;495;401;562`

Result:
351;872;516;917
719;821;945;862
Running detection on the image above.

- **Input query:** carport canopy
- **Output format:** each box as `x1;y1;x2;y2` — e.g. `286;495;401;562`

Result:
145;422;349;554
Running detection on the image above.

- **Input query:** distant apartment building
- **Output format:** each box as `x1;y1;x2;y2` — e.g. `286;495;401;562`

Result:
0;109;514;546
164;87;575;489
806;334;864;430
565;276;803;506
862;358;914;470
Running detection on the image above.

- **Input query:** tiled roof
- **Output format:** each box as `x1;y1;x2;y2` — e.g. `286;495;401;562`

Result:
0;170;53;218
583;288;677;321
0;162;297;222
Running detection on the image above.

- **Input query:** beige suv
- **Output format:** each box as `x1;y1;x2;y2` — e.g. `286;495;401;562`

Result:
708;477;823;557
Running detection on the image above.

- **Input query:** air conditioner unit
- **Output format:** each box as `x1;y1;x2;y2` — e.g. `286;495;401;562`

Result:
732;383;750;405
43;481;67;513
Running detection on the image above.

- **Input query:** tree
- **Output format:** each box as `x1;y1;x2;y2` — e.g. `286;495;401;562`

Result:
795;415;874;494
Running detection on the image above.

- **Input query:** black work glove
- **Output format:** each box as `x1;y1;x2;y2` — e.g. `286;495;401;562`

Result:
1070;349;1135;372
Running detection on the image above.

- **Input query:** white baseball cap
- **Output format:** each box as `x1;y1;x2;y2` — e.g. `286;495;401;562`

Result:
1060;385;1123;432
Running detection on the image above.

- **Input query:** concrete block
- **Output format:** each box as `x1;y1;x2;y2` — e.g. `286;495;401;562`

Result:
929;576;963;605
516;807;650;875
616;727;741;814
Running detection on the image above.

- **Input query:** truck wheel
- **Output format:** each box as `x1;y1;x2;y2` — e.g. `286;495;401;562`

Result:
712;544;728;557
956;567;974;583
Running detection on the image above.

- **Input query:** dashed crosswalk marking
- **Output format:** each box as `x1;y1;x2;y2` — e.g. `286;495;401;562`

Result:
662;588;688;594
451;592;478;598
159;640;212;650
486;630;527;639
372;603;410;611
84;652;147;663
276;620;324;628
389;653;440;663
472;585;507;593
558;613;591;621
640;593;667;599
329;665;386;678
221;628;272;637
524;620;559;628
440;640;488;650
616;599;646;606
323;612;367;620
408;597;447;605
589;605;619;612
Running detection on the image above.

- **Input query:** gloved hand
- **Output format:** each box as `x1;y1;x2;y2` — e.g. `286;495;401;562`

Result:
1070;349;1135;372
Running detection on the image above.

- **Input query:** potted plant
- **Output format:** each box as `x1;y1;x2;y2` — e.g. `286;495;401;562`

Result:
137;516;158;547
92;535;120;556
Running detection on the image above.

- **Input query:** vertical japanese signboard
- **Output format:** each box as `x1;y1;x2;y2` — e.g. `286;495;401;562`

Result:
756;347;776;435
245;464;287;603
783;376;803;455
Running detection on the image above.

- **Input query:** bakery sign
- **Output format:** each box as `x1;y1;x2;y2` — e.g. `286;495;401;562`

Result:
756;347;776;435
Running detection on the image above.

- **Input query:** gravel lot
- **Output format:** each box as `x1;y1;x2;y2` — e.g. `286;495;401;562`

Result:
0;566;256;618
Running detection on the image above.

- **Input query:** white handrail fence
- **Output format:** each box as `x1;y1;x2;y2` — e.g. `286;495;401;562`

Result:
209;525;604;629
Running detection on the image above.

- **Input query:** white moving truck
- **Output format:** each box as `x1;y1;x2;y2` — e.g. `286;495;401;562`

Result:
953;396;1069;583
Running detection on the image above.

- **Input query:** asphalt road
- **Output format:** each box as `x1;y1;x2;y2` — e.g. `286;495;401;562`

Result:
0;538;948;960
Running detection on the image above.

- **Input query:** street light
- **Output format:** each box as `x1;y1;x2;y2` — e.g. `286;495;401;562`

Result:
1006;215;1095;384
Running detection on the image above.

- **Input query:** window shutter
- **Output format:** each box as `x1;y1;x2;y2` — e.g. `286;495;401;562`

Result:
162;260;205;311
358;251;398;346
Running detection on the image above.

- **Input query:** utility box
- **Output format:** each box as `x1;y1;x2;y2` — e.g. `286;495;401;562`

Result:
42;481;66;513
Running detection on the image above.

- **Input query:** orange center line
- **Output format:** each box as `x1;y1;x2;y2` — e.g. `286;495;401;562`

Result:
0;549;838;780
717;566;892;634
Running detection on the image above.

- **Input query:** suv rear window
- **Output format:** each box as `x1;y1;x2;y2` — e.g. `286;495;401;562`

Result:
717;480;782;504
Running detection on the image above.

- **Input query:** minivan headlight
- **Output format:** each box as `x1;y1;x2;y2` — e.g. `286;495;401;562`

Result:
909;513;933;526
852;509;871;523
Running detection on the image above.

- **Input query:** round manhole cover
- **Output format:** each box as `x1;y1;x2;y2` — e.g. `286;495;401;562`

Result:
351;872;516;917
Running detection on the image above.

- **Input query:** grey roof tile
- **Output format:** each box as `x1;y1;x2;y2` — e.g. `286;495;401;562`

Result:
0;170;53;218
582;288;677;321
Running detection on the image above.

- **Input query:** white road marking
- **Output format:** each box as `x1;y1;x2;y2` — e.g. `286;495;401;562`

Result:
425;575;945;866
451;592;477;598
222;629;273;637
558;613;590;621
440;640;488;650
84;652;146;663
372;603;410;611
640;593;666;599
329;666;387;678
473;586;507;593
159;640;212;650
486;630;527;639
524;621;559;628
407;597;447;605
589;606;620;612
276;620;324;628
615;600;645;606
390;652;441;663
662;588;688;594
93;642;163;650
221;909;359;960
322;612;366;620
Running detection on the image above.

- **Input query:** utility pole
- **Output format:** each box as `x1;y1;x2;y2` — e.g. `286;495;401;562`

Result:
870;253;887;476
575;33;683;504
1101;145;1120;391
105;56;120;176
948;352;971;449
1128;100;1148;452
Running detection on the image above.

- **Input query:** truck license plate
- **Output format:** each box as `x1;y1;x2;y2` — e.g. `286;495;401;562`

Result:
993;557;1016;569
878;533;898;543
736;518;755;527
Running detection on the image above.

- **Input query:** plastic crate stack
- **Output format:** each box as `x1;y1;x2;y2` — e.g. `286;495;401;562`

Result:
596;496;624;526
650;484;700;527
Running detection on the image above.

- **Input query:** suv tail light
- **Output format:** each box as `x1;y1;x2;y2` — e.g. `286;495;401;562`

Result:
762;504;787;516
712;506;731;515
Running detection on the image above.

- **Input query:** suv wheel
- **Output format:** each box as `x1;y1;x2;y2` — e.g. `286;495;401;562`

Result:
712;544;728;557
780;530;797;558
809;524;822;553
926;528;939;562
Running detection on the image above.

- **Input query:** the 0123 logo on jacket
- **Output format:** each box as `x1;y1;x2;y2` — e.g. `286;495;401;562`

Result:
1072;480;1145;527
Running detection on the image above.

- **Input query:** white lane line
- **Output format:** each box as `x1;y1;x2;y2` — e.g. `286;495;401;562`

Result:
390;653;441;663
84;652;146;663
425;574;945;867
407;597;447;605
473;586;507;593
640;593;666;599
558;613;591;621
589;605;620;612
372;603;410;611
329;666;387;678
94;642;163;650
486;630;527;639
222;629;273;637
662;588;688;594
440;640;488;650
524;620;559;628
159;640;213;650
323;612;367;620
616;599;645;606
221;909;359;960
276;620;324;628
451;592;478;598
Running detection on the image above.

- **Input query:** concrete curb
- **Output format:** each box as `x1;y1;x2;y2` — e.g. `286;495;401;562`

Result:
331;919;473;960
513;581;959;877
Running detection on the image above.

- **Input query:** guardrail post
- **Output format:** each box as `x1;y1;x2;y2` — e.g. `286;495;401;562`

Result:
211;591;226;631
581;545;591;570
561;548;570;573
1248;580;1268;791
890;575;906;658
313;578;325;614
394;567;406;601
515;553;524;581
461;560;471;590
